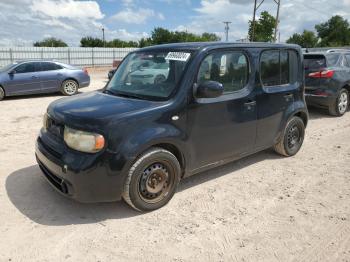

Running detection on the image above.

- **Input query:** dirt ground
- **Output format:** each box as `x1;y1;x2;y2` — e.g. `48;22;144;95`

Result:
0;70;349;262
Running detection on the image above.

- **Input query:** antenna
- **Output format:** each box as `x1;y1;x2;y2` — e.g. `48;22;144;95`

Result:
223;21;232;42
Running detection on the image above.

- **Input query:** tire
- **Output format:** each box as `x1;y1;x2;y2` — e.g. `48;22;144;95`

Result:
0;87;4;101
274;116;305;157
61;80;78;96
329;89;349;117
122;147;181;212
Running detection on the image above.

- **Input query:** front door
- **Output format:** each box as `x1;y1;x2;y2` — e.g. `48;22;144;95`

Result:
187;49;257;172
3;62;42;95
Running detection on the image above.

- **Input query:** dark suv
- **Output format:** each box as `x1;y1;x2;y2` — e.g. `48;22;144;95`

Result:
304;50;350;116
36;42;308;211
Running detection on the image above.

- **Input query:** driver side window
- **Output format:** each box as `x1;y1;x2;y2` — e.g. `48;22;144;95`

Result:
197;51;249;94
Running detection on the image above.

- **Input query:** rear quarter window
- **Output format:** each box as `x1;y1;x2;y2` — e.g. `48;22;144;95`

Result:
326;54;340;66
260;49;299;87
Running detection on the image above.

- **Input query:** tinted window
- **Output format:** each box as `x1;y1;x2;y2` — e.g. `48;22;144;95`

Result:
326;54;340;66
197;51;249;93
14;62;39;73
304;55;326;71
261;50;298;87
345;55;350;67
41;62;62;71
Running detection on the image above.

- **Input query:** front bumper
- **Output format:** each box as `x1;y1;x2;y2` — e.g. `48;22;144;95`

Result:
35;136;126;203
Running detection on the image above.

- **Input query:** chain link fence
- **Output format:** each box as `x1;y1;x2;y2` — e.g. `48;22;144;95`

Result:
0;47;138;68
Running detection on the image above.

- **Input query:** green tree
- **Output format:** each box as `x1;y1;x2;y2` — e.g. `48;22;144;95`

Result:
33;37;67;47
286;30;319;48
248;11;276;42
147;27;220;45
107;39;138;48
80;37;104;47
315;15;350;47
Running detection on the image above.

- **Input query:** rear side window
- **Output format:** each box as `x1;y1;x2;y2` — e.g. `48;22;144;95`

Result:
197;51;249;93
260;50;298;87
345;55;350;67
326;54;340;66
41;62;62;71
15;62;40;73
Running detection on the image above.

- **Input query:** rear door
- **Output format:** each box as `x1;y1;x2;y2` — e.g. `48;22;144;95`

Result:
255;49;300;150
3;62;42;95
39;62;63;92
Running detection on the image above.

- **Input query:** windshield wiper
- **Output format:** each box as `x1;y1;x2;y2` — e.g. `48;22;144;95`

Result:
104;89;146;100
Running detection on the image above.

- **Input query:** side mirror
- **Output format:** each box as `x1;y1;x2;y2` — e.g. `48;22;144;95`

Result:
8;70;15;75
196;81;224;99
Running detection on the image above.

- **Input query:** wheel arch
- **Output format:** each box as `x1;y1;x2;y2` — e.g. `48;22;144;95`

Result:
62;77;79;88
293;110;308;127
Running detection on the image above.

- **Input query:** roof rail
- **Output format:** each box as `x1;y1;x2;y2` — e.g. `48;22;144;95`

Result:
326;49;350;53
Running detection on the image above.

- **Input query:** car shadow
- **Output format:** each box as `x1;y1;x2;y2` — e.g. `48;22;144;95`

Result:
307;107;334;120
3;92;63;101
5;165;140;226
178;148;280;192
6;149;281;226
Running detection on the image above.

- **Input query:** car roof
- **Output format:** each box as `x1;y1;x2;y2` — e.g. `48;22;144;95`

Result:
14;60;60;64
138;42;301;52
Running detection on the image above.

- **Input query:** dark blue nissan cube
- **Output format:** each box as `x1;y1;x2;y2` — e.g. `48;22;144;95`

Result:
36;42;308;211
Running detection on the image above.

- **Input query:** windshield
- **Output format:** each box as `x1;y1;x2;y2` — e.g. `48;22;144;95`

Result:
106;50;191;100
0;63;18;72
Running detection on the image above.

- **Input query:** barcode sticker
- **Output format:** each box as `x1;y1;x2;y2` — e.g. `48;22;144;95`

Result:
165;52;191;61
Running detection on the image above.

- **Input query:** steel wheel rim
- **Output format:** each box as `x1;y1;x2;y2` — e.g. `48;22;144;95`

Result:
287;124;301;150
338;92;348;114
64;81;77;95
138;162;174;204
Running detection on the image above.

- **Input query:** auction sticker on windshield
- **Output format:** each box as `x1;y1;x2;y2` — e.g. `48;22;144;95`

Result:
165;52;191;62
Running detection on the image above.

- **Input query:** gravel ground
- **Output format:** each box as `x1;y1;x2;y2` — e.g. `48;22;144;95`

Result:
0;70;349;262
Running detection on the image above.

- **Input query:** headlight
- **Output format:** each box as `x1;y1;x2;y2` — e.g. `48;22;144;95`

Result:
43;113;48;129
64;126;105;153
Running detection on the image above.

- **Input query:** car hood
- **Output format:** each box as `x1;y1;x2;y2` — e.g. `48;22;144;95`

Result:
48;91;165;130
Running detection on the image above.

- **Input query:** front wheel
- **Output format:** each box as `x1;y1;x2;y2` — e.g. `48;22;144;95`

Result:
122;148;181;211
329;89;349;117
274;116;305;157
61;80;78;96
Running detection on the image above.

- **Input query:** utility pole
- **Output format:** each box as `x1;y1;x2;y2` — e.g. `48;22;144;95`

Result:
223;21;232;42
102;27;105;47
274;0;281;43
250;0;280;43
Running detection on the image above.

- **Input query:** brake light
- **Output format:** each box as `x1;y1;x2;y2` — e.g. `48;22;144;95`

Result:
308;70;334;78
83;68;89;75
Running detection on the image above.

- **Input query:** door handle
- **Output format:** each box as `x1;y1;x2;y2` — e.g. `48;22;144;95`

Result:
244;100;256;110
31;76;39;79
284;94;294;101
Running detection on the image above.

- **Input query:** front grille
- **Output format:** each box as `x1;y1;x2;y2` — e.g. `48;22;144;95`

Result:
37;158;69;194
46;115;64;138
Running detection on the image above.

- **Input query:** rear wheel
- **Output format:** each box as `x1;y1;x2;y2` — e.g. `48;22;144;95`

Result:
329;89;348;116
61;80;78;96
122;148;181;211
274;116;305;157
0;87;4;101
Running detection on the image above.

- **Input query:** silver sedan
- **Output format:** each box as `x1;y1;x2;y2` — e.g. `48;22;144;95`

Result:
0;61;90;100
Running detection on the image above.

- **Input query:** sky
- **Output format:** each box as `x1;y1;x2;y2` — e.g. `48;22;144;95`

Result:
0;0;349;46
